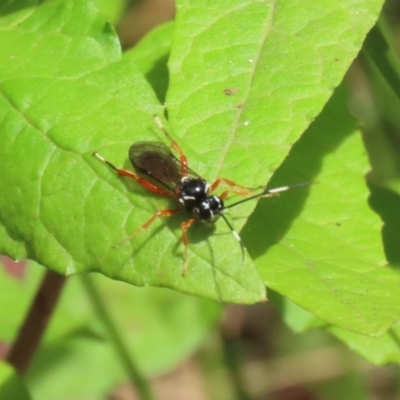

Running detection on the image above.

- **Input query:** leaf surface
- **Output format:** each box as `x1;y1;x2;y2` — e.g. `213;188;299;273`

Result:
0;0;393;310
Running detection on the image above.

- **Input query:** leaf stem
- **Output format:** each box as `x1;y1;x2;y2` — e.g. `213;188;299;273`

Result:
79;274;154;400
6;269;67;375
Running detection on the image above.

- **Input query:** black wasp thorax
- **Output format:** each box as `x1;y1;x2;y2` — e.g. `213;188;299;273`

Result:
178;177;224;223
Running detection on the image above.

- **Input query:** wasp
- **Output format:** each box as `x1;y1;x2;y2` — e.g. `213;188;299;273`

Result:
93;117;310;275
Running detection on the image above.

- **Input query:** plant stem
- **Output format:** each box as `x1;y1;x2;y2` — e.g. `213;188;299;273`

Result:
6;269;67;374
79;274;154;400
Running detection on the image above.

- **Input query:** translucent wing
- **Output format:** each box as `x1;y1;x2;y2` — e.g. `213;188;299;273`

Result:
129;142;183;191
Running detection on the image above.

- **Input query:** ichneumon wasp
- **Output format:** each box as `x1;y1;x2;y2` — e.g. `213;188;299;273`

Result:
93;117;311;275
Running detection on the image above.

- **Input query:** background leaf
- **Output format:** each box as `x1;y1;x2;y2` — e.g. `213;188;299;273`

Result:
124;21;173;103
329;322;400;365
0;259;221;399
271;289;400;365
244;84;400;336
0;361;31;400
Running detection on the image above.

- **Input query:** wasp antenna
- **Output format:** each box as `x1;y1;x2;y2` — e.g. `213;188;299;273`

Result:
92;152;119;172
92;151;104;161
153;115;175;142
153;115;164;128
220;213;245;264
261;181;315;197
226;181;315;209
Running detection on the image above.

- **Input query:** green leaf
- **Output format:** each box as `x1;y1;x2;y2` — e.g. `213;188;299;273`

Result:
0;259;221;398
26;333;121;400
244;84;400;336
328;323;400;365
167;0;383;184
124;21;173;103
0;0;264;303
83;273;222;375
270;289;400;365
164;0;387;307
28;279;221;399
0;0;391;307
0;260;221;374
0;263;37;340
93;0;126;25
268;289;326;333
363;23;400;106
0;361;31;400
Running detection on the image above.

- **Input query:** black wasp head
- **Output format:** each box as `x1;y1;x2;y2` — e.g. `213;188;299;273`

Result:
195;196;225;223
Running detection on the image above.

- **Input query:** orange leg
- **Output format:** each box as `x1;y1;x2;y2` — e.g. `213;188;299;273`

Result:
210;177;264;200
93;152;174;197
129;212;196;276
116;209;180;248
170;140;189;177
180;218;196;276
153;116;189;176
